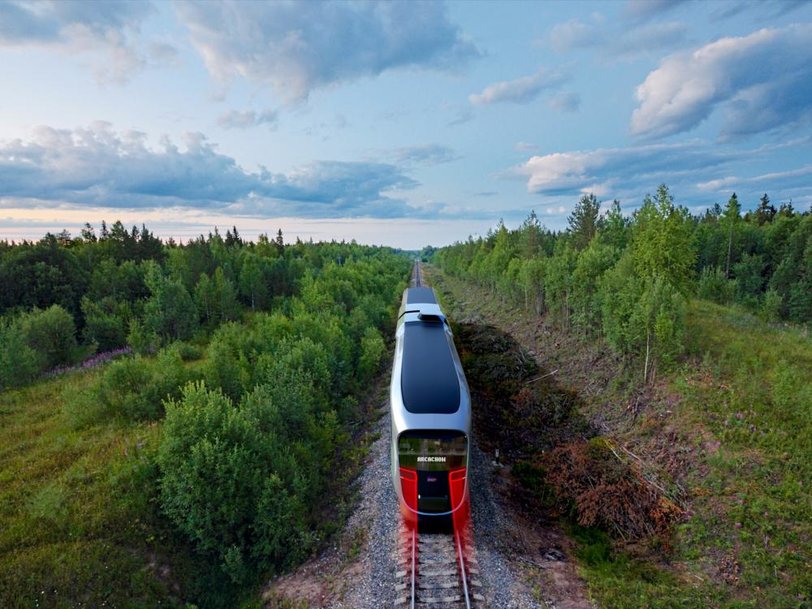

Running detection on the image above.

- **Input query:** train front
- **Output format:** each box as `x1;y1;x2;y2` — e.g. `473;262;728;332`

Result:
390;287;471;532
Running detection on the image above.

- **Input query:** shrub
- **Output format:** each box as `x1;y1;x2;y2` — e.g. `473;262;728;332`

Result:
127;318;160;356
17;305;78;370
83;347;192;422
157;379;338;581
0;317;40;389
174;341;203;362
760;289;783;323
697;266;736;304
357;326;385;384
81;296;128;351
202;323;251;402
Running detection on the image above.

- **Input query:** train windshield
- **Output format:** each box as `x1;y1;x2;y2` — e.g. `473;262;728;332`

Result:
398;430;467;470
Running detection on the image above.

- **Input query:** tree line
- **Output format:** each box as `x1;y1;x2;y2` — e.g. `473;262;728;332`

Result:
0;222;395;389
435;187;811;383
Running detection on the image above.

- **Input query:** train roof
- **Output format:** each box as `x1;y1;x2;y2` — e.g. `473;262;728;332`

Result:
400;317;461;414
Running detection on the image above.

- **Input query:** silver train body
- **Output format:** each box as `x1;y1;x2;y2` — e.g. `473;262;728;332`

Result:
389;286;471;525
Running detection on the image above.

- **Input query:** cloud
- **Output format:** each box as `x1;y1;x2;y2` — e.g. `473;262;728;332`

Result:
548;17;686;58
548;91;581;113
624;0;689;22
391;144;460;166
514;142;538;153
0;0;159;83
548;18;600;52
612;21;687;57
0;122;426;218
517;142;738;196
632;24;812;139
0;0;152;43
175;0;479;102
469;68;568;106
697;165;812;192
447;106;474;127
515;139;812;210
217;109;278;130
710;0;807;21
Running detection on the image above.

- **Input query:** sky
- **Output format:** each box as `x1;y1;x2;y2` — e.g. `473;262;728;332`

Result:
1;0;811;249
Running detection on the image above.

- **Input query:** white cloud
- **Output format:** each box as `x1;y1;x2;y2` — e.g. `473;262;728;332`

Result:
514;141;538;153
515;139;812;209
547;17;686;58
175;0;479;103
391;144;460;166
548;19;600;52
469;68;568;106
217;109;278;130
548;91;581;113
697;165;812;192
517;142;736;196
631;24;812;139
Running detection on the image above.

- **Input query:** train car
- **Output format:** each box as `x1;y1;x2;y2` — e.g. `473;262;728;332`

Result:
390;284;471;530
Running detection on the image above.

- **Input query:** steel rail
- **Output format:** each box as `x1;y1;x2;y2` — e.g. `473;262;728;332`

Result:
455;530;472;609
410;527;416;609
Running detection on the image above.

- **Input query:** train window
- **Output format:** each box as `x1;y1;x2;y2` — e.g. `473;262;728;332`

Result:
398;430;467;471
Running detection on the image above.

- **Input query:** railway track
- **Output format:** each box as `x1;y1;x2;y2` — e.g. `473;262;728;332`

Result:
395;523;485;608
412;260;424;287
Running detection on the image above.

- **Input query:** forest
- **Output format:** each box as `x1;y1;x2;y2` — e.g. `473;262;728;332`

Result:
435;187;811;383
0;223;410;607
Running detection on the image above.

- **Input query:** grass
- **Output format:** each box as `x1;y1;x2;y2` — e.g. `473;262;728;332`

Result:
567;301;812;609
0;366;237;609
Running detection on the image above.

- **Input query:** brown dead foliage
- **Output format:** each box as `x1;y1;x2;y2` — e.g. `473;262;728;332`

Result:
543;438;685;545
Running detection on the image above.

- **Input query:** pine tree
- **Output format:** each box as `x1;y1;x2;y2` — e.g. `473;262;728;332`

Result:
568;193;601;250
723;193;741;278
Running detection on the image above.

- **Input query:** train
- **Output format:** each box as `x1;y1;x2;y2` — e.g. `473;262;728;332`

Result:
390;280;471;531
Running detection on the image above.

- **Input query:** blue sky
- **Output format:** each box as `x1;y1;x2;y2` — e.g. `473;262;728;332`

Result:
1;0;811;248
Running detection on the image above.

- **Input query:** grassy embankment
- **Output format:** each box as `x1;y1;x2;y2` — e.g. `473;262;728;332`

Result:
430;267;811;609
0;366;205;609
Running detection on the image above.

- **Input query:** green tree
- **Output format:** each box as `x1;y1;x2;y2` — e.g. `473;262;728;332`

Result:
81;296;129;351
143;262;198;342
195;268;239;326
568;193;601;250
238;252;269;310
723;193;741;278
753;193;776;226
357;326;385;383
570;241;620;333
630;185;696;294
0;317;40;389
599;199;629;251
17;305;78;369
